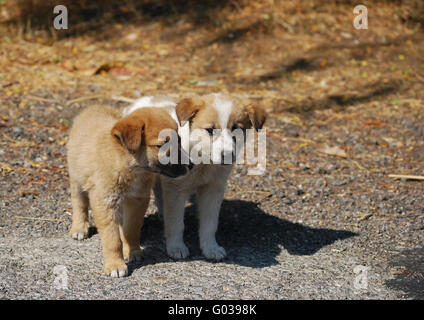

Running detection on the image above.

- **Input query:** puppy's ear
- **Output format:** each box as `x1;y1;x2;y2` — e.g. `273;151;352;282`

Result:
111;118;144;153
176;98;204;126
246;104;266;130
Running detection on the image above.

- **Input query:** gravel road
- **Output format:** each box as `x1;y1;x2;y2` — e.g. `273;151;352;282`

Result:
0;97;422;300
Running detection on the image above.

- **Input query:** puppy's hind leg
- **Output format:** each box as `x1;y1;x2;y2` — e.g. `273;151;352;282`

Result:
69;180;90;241
120;196;149;263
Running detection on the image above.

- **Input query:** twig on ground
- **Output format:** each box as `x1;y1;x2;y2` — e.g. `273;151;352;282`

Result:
267;132;318;144
238;190;272;194
234;190;273;201
14;216;67;222
27;95;60;104
1;81;19;88
359;213;373;221
110;95;136;103
352;160;370;173
66;95;104;106
388;174;424;181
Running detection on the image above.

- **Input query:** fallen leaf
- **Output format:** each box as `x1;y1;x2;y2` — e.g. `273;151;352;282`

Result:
94;63;147;75
318;146;347;158
61;61;75;71
363;121;385;128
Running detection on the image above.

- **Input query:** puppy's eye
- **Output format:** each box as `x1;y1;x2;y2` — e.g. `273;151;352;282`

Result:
205;128;214;135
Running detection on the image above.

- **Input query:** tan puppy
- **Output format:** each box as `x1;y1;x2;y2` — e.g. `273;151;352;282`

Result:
67;105;189;277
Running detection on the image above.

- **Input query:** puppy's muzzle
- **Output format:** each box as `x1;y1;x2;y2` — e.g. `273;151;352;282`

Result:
158;163;190;178
158;145;193;178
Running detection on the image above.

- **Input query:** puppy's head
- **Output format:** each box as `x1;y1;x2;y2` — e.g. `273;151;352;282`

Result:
176;93;266;165
112;107;189;178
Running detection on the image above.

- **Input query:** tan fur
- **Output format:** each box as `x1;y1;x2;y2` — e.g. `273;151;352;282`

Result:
67;105;179;277
175;97;205;126
176;95;266;131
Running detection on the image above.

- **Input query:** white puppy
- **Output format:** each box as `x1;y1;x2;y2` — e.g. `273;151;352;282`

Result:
124;94;266;260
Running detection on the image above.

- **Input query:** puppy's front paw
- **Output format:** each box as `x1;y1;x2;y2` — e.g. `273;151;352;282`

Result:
167;242;189;260
202;244;226;261
104;262;128;278
69;223;90;241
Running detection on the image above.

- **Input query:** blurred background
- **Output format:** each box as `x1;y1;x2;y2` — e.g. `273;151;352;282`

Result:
1;0;423;102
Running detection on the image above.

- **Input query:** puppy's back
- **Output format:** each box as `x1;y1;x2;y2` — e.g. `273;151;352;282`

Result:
67;106;122;185
70;105;120;137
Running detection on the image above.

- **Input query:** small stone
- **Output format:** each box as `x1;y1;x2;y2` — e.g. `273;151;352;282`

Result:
196;80;218;86
284;198;294;205
401;119;414;129
332;180;347;186
327;164;336;171
277;191;286;199
13;128;23;135
89;84;102;92
317;168;329;174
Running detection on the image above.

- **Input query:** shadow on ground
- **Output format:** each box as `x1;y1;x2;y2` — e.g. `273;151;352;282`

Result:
385;246;424;300
7;0;243;38
274;79;404;114
128;199;357;273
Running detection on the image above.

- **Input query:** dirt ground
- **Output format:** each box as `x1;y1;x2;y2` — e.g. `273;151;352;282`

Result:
0;1;423;299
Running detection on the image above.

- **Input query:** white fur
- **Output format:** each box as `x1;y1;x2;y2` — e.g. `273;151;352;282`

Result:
123;96;178;122
158;163;232;260
207;94;235;164
212;93;233;130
